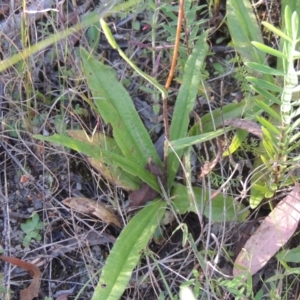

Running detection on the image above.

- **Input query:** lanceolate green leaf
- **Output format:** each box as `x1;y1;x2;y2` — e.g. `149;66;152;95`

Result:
34;134;160;192
66;130;141;190
247;77;283;93
190;93;277;135
171;184;248;222
81;48;162;170
168;31;209;188
255;101;281;121
252;41;288;59
246;62;285;76
92;200;166;300
226;1;264;63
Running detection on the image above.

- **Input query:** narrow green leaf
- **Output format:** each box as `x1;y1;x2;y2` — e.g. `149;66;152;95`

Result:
254;101;281;121
246;62;285;76
256;116;281;136
66;130;141;190
81;48;162;170
92;200;166;300
250;86;282;105
171;184;248;222
291;11;299;40
284;5;292;37
34;134;160;192
262;21;292;42
226;0;265;64
223;129;248;157
168;31;209;187
100;19;167;98
252;41;288;59
247;77;283;92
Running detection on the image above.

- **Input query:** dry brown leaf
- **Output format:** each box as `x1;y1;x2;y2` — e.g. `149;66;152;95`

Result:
233;186;300;277
0;255;41;300
129;158;162;207
129;183;159;207
62;197;121;227
223;118;262;138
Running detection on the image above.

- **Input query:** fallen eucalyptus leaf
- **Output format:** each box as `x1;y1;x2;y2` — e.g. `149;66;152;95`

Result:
234;186;300;277
0;255;41;300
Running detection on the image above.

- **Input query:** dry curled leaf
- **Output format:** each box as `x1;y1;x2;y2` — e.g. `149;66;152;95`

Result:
63;197;121;227
233;186;300;277
0;255;41;300
223;118;262;138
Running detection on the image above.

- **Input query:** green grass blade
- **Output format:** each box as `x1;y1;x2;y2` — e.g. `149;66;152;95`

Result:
34;134;160;192
0;0;140;72
100;19;167;98
92;200;166;300
168;31;209;187
81;48;162;170
250;86;282;105
171;127;232;151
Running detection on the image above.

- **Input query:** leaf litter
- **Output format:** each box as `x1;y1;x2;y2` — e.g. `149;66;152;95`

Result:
62;197;122;228
234;185;300;277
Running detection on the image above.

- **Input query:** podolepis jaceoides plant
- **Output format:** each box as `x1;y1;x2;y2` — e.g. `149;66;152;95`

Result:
34;17;248;300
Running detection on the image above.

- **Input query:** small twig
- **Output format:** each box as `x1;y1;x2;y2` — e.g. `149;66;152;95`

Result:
164;0;184;90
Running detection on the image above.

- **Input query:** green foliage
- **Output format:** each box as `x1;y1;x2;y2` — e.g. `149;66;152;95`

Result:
171;183;247;222
92;200;166;300
161;0;209;67
20;213;45;247
245;6;300;207
223;1;300;208
33;14;247;299
167;30;209;187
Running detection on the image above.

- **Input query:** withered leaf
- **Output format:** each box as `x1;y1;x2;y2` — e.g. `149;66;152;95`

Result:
129;158;162;207
0;255;41;300
129;183;159;207
223;118;262;138
63;197;121;227
233;186;300;277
